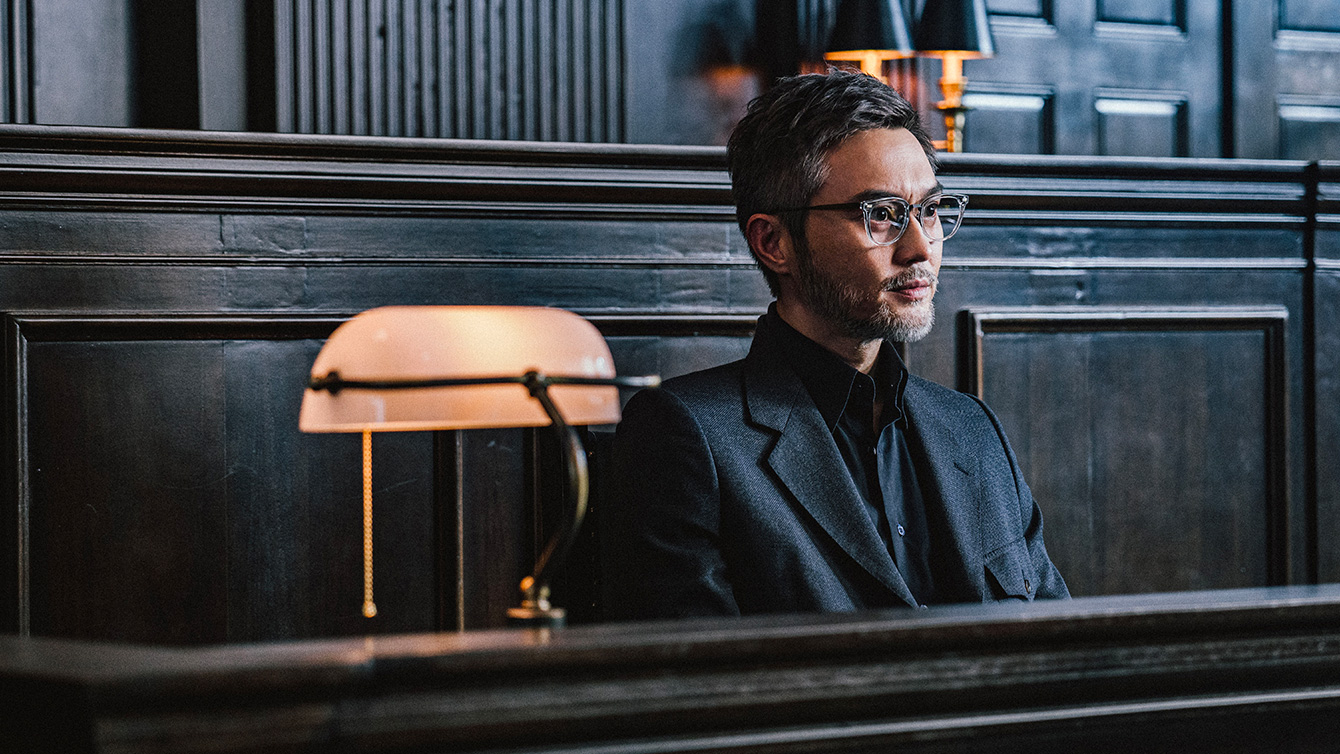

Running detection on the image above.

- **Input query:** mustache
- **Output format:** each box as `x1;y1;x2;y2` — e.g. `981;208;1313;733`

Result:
884;264;939;291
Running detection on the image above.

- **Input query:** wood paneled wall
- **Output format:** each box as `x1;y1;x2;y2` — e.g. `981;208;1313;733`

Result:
272;0;624;141
0;0;29;124
4;0;1340;159
1316;161;1340;584
0;125;1330;645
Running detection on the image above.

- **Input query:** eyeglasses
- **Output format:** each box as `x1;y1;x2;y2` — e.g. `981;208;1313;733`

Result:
774;193;969;246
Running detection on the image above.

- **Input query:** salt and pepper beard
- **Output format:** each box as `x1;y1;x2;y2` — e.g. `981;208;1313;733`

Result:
791;230;938;344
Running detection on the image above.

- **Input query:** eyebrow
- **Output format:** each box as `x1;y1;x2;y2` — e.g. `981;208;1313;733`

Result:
847;182;944;204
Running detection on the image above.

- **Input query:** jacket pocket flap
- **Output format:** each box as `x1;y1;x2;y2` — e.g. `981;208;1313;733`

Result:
985;542;1035;601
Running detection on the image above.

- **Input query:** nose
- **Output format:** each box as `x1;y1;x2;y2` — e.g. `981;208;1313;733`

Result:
892;220;934;268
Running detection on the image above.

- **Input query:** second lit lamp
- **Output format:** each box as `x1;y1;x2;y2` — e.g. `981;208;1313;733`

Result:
824;0;995;153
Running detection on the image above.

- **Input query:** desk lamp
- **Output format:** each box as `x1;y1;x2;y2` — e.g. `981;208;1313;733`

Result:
823;0;914;80
915;0;995;152
300;306;657;627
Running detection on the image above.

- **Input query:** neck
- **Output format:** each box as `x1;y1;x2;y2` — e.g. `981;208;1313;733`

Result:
775;299;882;374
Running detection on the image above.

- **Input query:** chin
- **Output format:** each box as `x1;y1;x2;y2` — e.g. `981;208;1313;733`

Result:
875;302;935;343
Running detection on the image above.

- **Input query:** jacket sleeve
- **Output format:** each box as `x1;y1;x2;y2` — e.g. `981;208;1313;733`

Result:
599;387;741;621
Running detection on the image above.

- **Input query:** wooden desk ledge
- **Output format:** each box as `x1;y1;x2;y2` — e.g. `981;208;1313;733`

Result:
5;586;1340;753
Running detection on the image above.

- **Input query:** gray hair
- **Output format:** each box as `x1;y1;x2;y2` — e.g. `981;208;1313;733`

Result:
726;71;937;295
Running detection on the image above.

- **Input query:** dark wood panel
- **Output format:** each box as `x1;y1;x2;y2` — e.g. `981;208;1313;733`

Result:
29;0;132;127
0;0;30;123
1317;271;1340;585
14;315;440;643
1278;100;1340;161
1236;0;1340;158
962;88;1054;155
959;308;1288;596
1095;93;1188;157
27;338;233;643
1314;162;1340;583
1280;0;1340;32
988;0;1051;21
1097;0;1184;28
970;3;1221;157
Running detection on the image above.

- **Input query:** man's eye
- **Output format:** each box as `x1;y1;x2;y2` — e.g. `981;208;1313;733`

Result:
868;204;903;224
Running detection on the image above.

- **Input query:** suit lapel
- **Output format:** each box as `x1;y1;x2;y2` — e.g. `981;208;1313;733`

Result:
744;352;919;608
903;380;984;590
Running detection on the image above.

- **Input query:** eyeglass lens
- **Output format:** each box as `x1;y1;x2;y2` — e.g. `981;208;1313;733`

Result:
866;195;964;245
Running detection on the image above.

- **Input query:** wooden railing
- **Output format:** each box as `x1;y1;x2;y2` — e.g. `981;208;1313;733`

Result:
5;586;1340;752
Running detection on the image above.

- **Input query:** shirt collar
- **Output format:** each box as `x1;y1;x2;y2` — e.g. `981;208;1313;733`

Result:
757;305;909;432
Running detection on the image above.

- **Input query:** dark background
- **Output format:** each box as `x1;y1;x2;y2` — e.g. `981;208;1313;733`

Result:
4;0;1339;158
0;1;1336;645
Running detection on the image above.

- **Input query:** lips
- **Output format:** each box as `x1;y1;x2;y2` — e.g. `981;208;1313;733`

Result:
888;280;933;301
886;269;937;301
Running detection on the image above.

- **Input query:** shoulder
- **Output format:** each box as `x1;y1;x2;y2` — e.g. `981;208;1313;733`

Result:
904;373;989;416
631;358;748;411
616;358;747;436
903;373;1013;447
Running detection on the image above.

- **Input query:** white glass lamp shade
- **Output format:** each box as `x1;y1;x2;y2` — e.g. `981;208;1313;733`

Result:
299;306;622;432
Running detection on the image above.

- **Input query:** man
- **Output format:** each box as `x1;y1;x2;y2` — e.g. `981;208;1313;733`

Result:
601;71;1067;621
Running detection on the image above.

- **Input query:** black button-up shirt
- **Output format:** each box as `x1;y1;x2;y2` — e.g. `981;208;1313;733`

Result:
764;310;936;605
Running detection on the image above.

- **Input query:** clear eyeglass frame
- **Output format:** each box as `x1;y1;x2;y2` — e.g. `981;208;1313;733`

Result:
773;193;969;246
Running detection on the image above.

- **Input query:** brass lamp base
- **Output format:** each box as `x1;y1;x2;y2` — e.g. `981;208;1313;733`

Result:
506;604;567;628
927;51;975;153
934;103;969;153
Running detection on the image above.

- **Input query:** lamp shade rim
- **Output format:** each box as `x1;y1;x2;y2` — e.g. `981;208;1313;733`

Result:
916;49;992;58
299;305;624;432
826;0;914;55
913;0;996;56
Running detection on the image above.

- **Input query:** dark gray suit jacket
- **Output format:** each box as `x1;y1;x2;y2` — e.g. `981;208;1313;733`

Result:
601;321;1068;621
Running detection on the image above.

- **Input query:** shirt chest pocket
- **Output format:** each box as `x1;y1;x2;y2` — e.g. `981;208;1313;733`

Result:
985;540;1036;602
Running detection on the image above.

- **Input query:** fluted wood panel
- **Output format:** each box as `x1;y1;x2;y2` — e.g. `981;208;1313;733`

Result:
274;0;623;141
0;0;29;123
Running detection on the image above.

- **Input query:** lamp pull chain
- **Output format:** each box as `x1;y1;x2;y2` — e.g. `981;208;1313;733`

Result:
361;429;377;618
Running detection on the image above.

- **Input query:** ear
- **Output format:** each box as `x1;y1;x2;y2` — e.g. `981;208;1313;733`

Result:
745;213;797;278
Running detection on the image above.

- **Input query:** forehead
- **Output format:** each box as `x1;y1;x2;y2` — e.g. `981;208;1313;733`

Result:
816;128;938;201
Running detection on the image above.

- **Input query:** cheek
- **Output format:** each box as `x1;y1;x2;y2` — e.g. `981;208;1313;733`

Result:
926;244;944;272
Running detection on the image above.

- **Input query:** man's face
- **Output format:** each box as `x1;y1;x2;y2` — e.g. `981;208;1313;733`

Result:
791;127;942;343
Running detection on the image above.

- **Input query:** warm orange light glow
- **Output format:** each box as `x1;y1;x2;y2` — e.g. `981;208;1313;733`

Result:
300;305;638;625
823;49;912;80
920;50;990;153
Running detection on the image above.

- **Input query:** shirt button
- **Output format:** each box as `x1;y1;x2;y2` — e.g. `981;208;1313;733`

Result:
896;524;905;536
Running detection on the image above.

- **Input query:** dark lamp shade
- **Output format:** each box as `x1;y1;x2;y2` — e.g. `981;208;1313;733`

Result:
826;0;914;55
914;0;995;56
